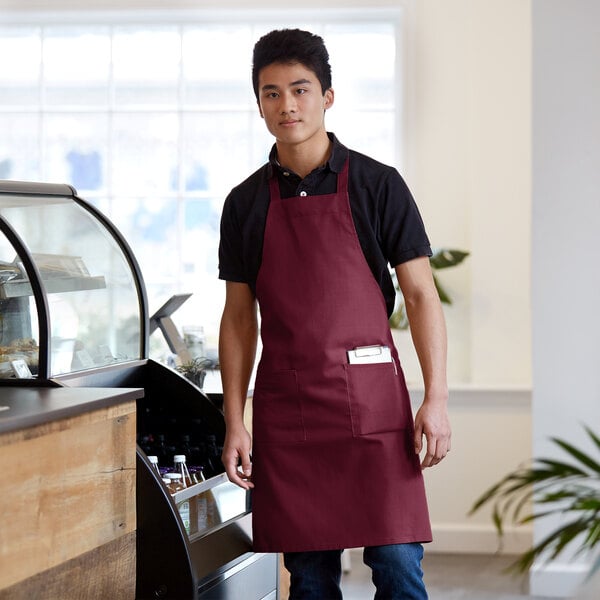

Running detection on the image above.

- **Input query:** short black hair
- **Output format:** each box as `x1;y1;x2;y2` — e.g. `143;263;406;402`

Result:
252;28;332;100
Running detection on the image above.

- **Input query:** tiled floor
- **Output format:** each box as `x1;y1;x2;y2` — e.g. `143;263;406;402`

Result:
339;551;556;600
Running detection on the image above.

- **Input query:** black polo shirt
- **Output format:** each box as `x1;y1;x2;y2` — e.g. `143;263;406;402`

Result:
218;133;431;317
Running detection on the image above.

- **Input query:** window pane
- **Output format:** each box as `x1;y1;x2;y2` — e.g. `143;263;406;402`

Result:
179;197;224;344
43;26;111;106
326;24;396;109
112;113;179;195
107;196;179;290
113;26;180;106
181;112;254;194
182;25;254;107
43;114;108;191
0;114;40;181
0;27;41;106
328;110;396;166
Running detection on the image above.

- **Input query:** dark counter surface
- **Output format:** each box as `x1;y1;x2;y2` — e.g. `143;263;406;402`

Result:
0;386;143;434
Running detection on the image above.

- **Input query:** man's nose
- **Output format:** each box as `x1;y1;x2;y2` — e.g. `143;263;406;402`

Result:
280;92;297;114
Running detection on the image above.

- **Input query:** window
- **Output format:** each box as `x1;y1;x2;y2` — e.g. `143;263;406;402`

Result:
0;10;404;361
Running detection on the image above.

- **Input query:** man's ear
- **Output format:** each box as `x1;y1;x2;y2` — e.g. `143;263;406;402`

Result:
257;101;264;119
324;88;334;110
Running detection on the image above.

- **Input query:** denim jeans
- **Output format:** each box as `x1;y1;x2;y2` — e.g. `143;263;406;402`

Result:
283;543;427;600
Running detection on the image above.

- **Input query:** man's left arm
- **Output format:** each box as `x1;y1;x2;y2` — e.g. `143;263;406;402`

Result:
395;256;451;468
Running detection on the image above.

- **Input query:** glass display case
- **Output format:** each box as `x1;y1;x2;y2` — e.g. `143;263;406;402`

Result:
0;180;146;379
0;180;278;600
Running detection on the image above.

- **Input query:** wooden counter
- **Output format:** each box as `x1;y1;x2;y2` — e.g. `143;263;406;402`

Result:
0;386;143;599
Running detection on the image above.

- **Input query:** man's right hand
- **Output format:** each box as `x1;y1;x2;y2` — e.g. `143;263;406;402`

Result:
222;425;254;489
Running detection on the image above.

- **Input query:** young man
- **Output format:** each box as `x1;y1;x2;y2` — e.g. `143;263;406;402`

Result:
219;29;451;599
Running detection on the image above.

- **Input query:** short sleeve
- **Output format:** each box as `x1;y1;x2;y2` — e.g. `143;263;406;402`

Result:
379;169;431;267
218;192;247;283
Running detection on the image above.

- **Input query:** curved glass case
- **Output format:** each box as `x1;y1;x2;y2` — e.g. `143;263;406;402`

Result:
0;181;147;379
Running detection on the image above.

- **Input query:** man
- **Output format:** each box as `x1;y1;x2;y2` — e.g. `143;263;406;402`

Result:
219;28;451;600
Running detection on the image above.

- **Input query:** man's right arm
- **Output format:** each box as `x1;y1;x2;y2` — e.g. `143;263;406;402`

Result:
219;281;258;489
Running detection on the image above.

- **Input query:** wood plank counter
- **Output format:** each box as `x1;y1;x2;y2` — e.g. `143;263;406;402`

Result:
0;386;143;599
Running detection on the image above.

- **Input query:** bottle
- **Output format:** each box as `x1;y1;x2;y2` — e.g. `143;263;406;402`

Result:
189;466;205;485
163;473;192;535
163;473;184;493
178;498;191;535
162;477;174;494
148;455;161;477
174;454;193;488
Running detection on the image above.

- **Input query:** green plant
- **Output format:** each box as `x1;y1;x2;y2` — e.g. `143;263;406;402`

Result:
389;248;469;329
469;426;600;575
176;356;217;388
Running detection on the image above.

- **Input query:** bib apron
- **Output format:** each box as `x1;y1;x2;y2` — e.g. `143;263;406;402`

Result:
252;158;432;553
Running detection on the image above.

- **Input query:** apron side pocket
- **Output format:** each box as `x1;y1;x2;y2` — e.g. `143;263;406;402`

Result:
344;362;408;436
253;369;306;443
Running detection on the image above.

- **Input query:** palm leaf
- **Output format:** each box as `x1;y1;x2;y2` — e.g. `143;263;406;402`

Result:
507;519;594;574
534;457;588;477
551;437;600;474
585;426;600;452
389;247;469;328
470;427;600;576
429;248;470;270
433;273;452;304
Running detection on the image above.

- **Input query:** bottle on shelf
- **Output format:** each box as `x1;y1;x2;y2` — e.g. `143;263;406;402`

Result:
163;471;195;535
189;465;206;485
147;455;161;477
163;472;185;494
174;454;193;488
191;465;220;532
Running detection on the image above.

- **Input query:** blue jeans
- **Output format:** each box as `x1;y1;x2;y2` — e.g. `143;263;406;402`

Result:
283;543;427;600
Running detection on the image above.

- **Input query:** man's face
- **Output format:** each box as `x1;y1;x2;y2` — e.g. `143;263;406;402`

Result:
257;61;334;147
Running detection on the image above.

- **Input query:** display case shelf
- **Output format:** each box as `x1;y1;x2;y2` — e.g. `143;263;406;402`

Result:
0;275;106;299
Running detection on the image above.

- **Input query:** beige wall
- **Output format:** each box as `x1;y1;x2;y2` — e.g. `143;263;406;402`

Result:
408;0;532;387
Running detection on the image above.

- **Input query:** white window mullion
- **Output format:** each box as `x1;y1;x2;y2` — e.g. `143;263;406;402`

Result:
38;26;46;181
106;24;116;215
177;24;185;292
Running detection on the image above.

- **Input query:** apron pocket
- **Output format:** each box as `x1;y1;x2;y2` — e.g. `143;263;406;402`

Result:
344;362;407;436
253;369;305;443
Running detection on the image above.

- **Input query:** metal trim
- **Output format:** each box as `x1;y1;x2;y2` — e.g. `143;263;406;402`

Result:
0;179;75;197
0;217;51;378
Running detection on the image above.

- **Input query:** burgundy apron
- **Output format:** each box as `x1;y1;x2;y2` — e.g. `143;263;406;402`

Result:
252;158;431;553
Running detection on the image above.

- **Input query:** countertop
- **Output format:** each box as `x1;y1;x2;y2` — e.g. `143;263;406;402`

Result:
0;386;144;434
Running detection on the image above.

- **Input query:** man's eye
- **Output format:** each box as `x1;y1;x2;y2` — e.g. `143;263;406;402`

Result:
296;88;307;95
266;92;279;99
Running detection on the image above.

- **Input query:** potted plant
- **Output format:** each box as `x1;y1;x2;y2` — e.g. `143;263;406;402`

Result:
469;426;600;576
176;356;217;389
389;248;469;329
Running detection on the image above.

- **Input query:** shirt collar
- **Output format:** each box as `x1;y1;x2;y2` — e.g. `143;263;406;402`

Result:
267;132;348;178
